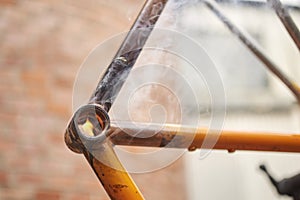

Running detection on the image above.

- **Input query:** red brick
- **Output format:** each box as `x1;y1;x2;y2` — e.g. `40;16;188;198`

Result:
0;0;17;6
0;138;16;151
9;156;31;171
47;176;76;190
35;190;61;200
48;133;63;143
0;188;33;199
21;70;47;86
0;113;17;130
0;171;8;186
53;75;73;89
69;193;90;200
18;173;42;184
46;102;71;118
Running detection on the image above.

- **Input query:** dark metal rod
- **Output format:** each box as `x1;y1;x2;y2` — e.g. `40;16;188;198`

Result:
89;0;168;111
203;0;300;104
64;0;168;199
66;0;168;153
267;0;300;52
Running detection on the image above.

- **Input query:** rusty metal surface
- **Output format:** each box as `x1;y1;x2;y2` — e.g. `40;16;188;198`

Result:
89;0;168;111
109;121;300;153
64;0;168;199
63;0;300;199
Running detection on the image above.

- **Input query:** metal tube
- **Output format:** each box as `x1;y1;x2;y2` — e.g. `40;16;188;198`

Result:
65;104;145;199
109;122;300;153
267;0;300;52
89;0;168;111
203;0;300;104
83;141;143;200
64;0;168;199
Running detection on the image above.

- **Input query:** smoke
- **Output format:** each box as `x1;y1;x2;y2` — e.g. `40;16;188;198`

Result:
110;0;211;126
73;0;226;172
157;0;199;30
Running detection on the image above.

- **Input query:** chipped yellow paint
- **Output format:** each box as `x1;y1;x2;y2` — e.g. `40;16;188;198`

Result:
85;141;144;200
79;118;94;136
293;82;300;93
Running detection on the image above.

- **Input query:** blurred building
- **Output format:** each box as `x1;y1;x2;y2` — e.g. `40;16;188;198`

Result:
177;1;300;200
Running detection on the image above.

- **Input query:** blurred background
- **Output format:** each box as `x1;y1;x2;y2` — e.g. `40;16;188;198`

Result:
0;0;300;200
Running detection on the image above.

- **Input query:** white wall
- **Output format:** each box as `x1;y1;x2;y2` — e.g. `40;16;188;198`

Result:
185;107;300;200
178;3;300;199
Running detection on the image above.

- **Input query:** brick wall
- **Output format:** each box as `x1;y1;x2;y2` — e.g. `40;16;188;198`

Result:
0;1;187;199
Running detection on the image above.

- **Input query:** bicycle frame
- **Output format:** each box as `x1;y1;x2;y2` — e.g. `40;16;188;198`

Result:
64;0;300;199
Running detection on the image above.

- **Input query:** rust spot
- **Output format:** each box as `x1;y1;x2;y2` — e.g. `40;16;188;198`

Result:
227;149;236;153
113;184;128;189
188;146;197;152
